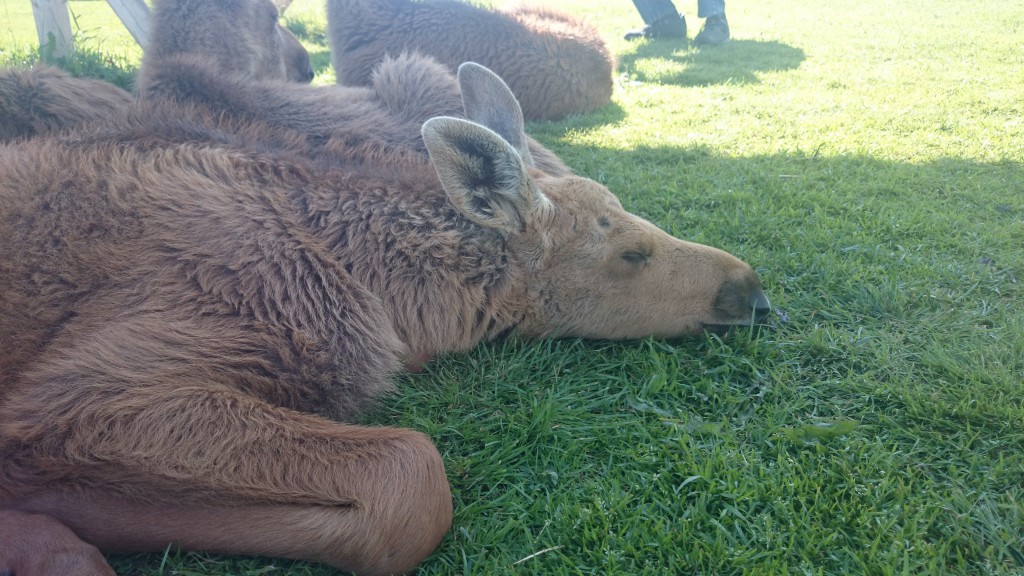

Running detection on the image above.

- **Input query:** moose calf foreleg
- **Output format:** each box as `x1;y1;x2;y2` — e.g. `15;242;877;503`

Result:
5;385;452;576
0;510;114;576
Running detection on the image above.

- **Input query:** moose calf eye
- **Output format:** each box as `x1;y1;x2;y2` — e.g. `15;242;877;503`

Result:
620;251;648;265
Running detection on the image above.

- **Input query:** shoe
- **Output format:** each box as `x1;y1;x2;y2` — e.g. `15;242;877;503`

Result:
624;13;687;41
694;13;730;46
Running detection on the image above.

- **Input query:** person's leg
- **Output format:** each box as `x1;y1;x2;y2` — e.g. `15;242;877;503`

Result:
626;0;686;40
696;0;724;18
695;0;729;45
633;0;678;23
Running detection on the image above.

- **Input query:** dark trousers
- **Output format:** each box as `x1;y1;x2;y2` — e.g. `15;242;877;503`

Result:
632;0;725;23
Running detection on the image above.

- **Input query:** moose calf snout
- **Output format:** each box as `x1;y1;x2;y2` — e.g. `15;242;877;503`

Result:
713;273;772;326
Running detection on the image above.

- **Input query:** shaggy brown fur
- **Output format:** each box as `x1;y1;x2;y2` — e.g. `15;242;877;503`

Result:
0;55;568;175
139;52;573;176
327;0;614;120
0;62;768;575
0;66;132;142
0;0;312;143
138;0;314;89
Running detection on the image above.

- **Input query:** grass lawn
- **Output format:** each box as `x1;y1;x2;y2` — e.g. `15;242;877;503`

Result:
2;0;1023;574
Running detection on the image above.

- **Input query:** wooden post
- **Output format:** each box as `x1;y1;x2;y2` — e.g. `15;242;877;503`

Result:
30;0;74;59
30;0;151;58
105;0;151;48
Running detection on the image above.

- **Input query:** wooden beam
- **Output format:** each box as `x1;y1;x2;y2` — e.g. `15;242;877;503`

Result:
30;0;74;59
105;0;151;48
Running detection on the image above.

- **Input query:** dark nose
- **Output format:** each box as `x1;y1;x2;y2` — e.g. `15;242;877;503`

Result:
750;289;771;323
714;274;771;325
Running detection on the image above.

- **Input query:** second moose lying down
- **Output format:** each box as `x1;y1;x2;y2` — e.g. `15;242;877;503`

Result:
0;63;769;576
327;0;614;121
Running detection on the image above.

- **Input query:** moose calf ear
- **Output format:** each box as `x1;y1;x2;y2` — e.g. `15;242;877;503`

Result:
422;116;544;235
457;62;535;168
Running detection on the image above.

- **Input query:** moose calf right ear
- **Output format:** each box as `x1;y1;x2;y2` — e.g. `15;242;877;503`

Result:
422;116;545;236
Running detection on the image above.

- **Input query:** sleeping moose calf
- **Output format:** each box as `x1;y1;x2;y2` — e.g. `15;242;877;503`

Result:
0;63;769;575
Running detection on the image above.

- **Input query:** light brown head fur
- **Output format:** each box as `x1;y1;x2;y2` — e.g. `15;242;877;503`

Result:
422;67;769;341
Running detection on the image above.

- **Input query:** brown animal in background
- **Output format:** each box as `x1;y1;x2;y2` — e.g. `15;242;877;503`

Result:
138;0;314;89
327;0;614;121
0;62;769;575
280;25;316;82
0;0;313;142
0;66;132;141
140;51;573;176
136;0;566;170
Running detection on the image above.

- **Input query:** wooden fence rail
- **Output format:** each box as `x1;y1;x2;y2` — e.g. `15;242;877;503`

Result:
31;0;150;59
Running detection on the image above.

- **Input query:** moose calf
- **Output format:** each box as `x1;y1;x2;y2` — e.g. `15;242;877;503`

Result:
0;62;768;575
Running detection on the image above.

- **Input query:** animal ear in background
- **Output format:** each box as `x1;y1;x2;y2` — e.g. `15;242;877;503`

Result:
421;116;546;235
457;62;535;168
279;26;315;83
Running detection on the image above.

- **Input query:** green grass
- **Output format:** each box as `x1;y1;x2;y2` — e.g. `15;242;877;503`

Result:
3;0;1023;574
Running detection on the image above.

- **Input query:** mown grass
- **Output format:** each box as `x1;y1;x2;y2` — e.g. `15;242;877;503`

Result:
2;0;1023;574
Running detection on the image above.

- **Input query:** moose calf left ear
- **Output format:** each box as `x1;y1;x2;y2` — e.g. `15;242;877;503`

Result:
422;116;545;235
457;62;535;168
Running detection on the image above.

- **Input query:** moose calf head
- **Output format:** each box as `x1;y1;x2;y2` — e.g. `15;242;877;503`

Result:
422;64;770;342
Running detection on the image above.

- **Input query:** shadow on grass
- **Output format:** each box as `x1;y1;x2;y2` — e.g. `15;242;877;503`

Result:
527;100;629;133
557;142;1023;249
551;144;1023;359
619;39;805;86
